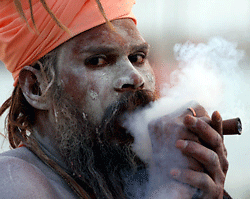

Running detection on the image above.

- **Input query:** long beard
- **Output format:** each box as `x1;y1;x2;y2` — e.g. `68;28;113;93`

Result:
51;87;156;198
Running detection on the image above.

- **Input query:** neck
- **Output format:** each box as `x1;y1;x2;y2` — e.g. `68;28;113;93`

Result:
31;110;72;174
30;108;149;198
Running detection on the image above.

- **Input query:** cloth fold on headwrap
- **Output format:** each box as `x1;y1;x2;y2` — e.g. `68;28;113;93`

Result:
0;0;136;86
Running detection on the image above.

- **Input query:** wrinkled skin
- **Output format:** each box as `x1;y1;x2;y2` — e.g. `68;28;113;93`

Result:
148;105;228;198
48;19;229;198
56;19;155;125
0;19;228;199
56;19;228;199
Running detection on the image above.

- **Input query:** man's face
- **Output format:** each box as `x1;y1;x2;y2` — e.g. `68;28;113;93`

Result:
47;19;156;197
56;19;155;125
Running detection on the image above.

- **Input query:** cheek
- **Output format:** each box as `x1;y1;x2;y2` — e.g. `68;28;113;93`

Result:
146;72;155;86
83;76;115;124
86;76;113;108
86;82;102;102
142;66;156;91
60;70;88;105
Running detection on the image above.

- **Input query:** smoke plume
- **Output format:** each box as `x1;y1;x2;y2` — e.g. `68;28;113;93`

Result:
123;37;249;198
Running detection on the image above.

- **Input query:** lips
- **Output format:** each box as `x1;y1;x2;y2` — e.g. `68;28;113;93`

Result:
98;90;155;146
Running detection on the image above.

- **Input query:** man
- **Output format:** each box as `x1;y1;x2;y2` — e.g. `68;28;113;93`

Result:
0;0;230;198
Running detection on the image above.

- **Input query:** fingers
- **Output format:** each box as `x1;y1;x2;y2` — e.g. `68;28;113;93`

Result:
170;168;224;199
187;107;197;117
210;111;228;159
187;104;209;118
152;106;227;198
184;104;209;118
170;168;212;192
176;140;225;182
183;115;229;174
192;105;209;118
172;139;226;199
210;111;223;138
184;115;223;149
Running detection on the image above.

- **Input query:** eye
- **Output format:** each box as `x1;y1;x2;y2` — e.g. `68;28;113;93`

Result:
85;55;107;67
128;53;146;65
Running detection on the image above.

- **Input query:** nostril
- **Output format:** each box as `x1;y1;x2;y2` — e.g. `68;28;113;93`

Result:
121;82;144;90
139;82;144;89
114;72;145;91
121;84;133;89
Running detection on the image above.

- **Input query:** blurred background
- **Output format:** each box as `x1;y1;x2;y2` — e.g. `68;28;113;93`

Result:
0;0;250;198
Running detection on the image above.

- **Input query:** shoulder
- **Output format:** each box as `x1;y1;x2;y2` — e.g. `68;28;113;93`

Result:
0;148;59;199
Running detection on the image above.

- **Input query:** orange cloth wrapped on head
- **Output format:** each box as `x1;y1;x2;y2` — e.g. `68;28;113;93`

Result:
0;0;137;86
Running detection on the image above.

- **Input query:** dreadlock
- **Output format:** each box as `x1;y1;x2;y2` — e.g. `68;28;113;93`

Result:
14;0;114;34
0;49;58;148
1;0;114;148
0;2;119;197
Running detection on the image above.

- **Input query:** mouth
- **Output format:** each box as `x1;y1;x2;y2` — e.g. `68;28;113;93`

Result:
99;89;156;146
102;114;134;146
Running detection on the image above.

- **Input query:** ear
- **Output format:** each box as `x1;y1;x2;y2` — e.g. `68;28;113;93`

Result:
19;66;51;110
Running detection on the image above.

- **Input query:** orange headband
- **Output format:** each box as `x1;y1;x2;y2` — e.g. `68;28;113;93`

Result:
0;0;136;86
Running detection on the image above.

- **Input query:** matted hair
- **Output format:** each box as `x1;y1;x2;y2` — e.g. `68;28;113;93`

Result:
0;0;112;148
14;0;114;34
0;49;58;148
0;2;132;198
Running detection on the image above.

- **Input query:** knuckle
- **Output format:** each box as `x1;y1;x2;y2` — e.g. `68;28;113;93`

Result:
199;174;210;190
148;116;183;132
223;158;229;173
210;152;219;166
212;133;223;148
185;140;195;151
185;171;194;182
215;185;224;197
195;104;208;117
224;147;228;157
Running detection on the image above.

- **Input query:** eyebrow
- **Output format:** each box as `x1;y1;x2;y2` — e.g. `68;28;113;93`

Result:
78;42;150;54
131;42;150;52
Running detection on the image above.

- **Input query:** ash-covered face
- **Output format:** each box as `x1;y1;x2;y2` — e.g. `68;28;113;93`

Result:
56;19;155;125
51;86;155;198
46;19;156;197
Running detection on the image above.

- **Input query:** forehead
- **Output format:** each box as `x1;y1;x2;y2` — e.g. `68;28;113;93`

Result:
63;18;147;53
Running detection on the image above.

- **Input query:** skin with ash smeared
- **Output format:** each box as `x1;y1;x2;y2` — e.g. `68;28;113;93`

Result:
0;19;228;199
56;19;155;125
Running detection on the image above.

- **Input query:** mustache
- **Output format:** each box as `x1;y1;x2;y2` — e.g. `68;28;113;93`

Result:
98;89;156;145
53;87;155;198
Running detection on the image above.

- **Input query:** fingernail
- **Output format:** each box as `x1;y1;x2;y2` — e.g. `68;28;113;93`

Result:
176;140;188;149
213;111;222;122
170;169;181;178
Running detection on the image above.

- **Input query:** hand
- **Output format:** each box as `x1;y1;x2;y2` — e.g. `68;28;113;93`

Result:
171;110;228;199
147;104;228;199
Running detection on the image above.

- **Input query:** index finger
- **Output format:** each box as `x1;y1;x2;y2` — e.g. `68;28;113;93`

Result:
183;115;222;149
210;111;223;138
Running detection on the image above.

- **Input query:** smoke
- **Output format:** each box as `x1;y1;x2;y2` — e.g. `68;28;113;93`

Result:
123;37;249;198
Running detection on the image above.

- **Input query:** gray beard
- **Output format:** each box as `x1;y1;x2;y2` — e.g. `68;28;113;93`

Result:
50;85;155;198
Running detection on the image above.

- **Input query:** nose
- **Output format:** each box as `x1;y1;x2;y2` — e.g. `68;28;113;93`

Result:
114;66;145;92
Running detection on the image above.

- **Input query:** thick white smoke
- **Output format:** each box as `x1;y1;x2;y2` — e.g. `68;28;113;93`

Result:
124;37;249;198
